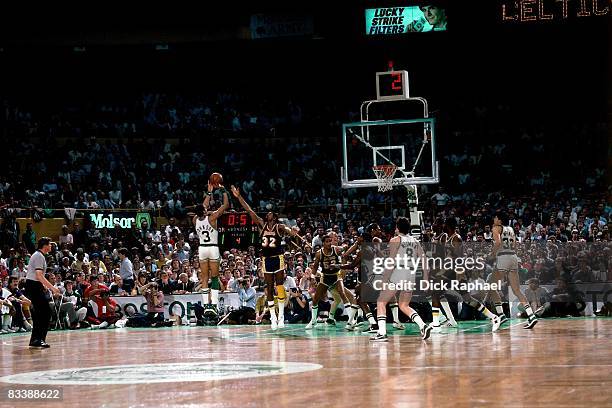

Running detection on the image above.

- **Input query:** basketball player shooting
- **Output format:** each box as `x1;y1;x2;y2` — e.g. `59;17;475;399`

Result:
193;175;229;313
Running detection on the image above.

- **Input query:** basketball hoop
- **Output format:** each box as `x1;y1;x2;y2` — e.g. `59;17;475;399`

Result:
372;164;397;192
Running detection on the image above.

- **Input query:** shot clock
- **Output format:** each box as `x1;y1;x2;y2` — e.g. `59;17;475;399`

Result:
376;70;409;101
217;212;259;249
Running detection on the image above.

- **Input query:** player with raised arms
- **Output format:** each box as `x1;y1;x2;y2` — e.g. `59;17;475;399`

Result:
231;185;309;329
193;174;229;313
489;213;538;329
371;217;432;342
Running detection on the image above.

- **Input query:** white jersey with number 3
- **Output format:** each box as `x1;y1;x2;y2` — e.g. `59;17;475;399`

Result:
500;226;516;253
196;216;218;246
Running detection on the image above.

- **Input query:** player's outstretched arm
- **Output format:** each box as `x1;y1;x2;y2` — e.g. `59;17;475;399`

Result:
310;250;321;274
230;185;264;227
281;225;312;248
209;190;229;223
491;225;502;257
203;181;214;210
343;236;363;259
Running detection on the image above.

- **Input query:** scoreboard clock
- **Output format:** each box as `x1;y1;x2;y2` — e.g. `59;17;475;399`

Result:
376;70;410;101
218;212;259;250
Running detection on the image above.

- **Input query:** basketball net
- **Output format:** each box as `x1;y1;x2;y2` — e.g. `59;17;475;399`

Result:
372;165;397;192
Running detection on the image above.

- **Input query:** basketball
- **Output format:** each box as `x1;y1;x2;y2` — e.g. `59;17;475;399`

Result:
209;172;223;187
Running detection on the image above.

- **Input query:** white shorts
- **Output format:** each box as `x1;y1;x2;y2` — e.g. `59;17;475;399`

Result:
496;254;518;271
388;268;417;286
198;246;220;261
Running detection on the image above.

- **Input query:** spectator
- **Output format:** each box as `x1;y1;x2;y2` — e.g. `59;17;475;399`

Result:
3;277;32;332
86;275;119;329
47;274;81;330
282;270;297;291
58;225;74;248
0;293;15;333
109;274;129;296
63;280;88;325
431;187;451;207
11;258;27;279
141;282;165;327
118;247;135;292
287;287;309;323
228;278;256;324
173;273;194;294
157;270;176;295
524;278;550;317
548;278;584;317
22;223;36;254
133;272;151;296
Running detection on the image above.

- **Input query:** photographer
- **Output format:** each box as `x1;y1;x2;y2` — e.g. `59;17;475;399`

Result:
228;278;257;324
142;282;165;327
85;275;119;329
287;286;309;324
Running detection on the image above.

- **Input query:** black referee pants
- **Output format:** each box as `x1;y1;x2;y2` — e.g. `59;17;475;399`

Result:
24;280;50;343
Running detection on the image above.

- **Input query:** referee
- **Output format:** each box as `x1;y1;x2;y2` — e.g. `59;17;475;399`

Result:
24;237;60;348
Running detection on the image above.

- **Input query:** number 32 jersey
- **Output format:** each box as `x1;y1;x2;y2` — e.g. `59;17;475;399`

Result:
261;224;283;257
196;216;218;245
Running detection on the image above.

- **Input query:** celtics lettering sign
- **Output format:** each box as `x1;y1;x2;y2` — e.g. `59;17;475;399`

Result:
89;212;152;229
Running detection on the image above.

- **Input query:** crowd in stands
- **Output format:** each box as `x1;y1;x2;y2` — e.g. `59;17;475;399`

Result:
0;92;609;333
0;93;608;215
1;191;610;333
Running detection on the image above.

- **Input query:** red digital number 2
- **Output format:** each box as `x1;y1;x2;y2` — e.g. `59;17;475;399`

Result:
391;73;402;91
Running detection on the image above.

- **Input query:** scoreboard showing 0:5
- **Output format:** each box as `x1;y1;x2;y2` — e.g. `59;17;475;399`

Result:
218;212;259;249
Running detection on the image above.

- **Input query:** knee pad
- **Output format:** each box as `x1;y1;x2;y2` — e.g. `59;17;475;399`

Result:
276;285;286;301
210;276;221;290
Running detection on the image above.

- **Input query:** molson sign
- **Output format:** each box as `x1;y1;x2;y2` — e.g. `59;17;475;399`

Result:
89;212;152;229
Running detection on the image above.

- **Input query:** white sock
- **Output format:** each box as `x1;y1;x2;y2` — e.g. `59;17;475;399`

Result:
390;303;400;324
210;289;219;306
201;288;210;304
410;312;426;330
310;305;318;324
277;300;285;322
99;321;109;329
347;305;357;325
377;315;387;335
432;306;441;327
2;315;12;329
366;312;376;326
440;298;457;325
268;301;277;322
475;302;496;320
495;303;504;314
